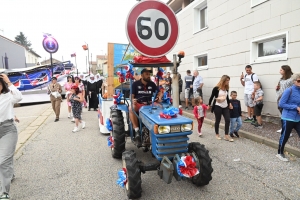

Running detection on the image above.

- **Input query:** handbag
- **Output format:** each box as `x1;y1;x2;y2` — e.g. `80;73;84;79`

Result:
51;91;61;98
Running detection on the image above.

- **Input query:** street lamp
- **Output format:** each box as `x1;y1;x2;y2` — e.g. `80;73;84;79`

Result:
82;43;90;74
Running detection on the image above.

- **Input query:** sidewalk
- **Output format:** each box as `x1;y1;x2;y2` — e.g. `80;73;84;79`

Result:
182;108;300;157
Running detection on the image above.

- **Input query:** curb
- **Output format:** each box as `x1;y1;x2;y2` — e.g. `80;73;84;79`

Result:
182;111;300;158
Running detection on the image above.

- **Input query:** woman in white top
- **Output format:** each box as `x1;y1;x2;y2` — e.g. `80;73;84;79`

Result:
208;75;233;142
0;73;22;199
276;65;294;133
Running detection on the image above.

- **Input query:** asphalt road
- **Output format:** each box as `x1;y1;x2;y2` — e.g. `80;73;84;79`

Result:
10;102;300;200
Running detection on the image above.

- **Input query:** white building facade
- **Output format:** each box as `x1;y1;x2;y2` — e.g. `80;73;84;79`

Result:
167;0;300;117
0;35;41;69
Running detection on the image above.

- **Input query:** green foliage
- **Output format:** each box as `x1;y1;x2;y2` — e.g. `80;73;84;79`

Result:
14;32;32;49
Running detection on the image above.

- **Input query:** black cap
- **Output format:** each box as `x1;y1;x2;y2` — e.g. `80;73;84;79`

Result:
141;69;152;74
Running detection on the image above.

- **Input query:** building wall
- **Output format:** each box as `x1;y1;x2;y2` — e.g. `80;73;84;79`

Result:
25;50;40;67
168;0;300;117
0;37;26;69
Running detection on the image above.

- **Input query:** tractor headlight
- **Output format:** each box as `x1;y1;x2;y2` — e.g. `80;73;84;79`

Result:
158;126;171;134
181;124;192;132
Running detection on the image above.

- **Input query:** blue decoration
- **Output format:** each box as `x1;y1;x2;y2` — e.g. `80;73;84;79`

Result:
176;156;199;178
161;92;172;104
116;168;127;188
156;67;164;80
105;118;113;131
107;136;114;148
113;90;123;105
162;107;179;116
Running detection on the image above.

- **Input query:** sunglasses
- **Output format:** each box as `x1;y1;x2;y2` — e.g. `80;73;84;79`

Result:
297;80;300;83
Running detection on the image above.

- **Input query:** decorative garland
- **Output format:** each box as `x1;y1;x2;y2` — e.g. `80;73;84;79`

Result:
176;155;199;178
105;118;113;131
107;136;114;148
117;168;127;188
113;90;123;105
159;106;179;119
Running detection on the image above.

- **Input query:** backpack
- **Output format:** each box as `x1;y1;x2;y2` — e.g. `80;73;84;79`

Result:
245;73;262;89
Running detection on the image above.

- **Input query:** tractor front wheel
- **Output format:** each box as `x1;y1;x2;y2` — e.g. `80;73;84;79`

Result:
122;151;142;199
110;109;125;159
188;142;213;186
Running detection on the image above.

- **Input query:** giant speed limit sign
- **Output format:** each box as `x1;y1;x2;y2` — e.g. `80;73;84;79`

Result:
126;0;179;57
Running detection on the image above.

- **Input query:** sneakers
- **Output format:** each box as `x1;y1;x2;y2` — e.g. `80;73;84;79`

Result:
233;131;240;138
254;124;263;129
71;117;75;122
230;133;234;138
198;132;202;137
72;127;79;133
276;154;289;162
68;113;71;118
81;121;86;129
0;193;9;200
185;107;188;110
251;121;258;126
244;118;253;123
277;129;282;133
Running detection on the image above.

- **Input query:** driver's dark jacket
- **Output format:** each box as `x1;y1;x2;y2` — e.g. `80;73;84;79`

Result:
132;79;158;103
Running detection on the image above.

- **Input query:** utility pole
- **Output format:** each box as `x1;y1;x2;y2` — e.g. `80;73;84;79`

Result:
91;53;92;75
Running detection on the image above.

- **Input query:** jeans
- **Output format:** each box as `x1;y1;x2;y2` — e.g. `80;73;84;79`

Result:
0;119;18;194
230;117;242;133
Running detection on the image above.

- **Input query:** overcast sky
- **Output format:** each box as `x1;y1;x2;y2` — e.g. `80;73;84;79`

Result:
0;0;169;72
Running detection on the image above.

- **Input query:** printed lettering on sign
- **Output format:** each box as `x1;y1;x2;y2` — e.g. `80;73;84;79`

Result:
148;86;152;89
138;86;142;89
138;91;151;94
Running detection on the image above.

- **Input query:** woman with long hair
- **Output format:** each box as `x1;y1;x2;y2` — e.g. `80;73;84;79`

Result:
276;65;294;133
277;73;300;162
209;75;233;141
69;85;85;132
64;75;74;118
0;73;22;199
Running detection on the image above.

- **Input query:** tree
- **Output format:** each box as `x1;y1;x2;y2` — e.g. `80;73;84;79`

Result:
14;32;32;49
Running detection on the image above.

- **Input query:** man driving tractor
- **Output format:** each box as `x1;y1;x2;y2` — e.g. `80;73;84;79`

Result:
129;68;163;144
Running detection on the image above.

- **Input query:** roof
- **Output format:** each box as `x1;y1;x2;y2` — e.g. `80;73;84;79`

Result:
89;61;97;65
0;34;41;58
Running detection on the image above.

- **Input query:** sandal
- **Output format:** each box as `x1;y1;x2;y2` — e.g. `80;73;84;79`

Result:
224;137;234;142
216;135;222;140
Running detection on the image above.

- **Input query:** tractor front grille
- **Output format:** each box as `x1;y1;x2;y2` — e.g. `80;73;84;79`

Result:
154;135;190;160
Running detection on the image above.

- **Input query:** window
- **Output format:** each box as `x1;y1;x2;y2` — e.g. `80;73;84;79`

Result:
193;0;207;34
194;53;208;70
250;32;288;64
251;0;269;8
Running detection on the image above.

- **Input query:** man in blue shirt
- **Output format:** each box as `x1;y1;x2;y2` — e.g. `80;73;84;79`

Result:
192;70;204;106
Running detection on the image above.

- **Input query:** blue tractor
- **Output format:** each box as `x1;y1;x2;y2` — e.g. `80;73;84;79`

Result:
108;53;213;199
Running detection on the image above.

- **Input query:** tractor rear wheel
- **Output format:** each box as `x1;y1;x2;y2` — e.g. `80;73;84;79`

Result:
122;151;142;199
188;142;213;186
110;109;125;159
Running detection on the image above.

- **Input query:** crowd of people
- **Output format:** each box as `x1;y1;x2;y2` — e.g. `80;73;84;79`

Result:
186;64;299;162
48;73;103;132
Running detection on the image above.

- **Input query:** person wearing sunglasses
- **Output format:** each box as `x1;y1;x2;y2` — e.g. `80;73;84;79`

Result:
277;73;300;162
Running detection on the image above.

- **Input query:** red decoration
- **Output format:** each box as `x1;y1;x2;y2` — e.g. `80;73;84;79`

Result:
179;156;199;178
133;55;171;64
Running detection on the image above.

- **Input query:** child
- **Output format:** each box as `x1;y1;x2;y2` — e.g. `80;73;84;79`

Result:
193;97;209;137
229;91;242;138
252;81;264;128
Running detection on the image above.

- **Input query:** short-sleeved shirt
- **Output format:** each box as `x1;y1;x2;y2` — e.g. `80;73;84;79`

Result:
193;75;203;92
132;80;158;103
244;73;259;94
184;75;193;89
254;88;264;105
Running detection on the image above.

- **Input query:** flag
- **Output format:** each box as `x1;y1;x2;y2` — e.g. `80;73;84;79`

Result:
71;53;76;57
82;45;88;50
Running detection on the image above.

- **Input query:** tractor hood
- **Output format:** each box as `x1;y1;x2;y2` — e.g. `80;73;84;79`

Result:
139;105;193;126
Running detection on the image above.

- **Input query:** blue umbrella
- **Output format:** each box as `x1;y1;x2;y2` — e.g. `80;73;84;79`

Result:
4;53;8;69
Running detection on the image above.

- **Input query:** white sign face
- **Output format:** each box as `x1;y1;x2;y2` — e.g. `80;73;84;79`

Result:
126;0;179;57
136;9;171;49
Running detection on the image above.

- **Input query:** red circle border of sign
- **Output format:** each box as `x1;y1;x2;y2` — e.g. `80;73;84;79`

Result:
126;0;179;57
42;37;59;54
